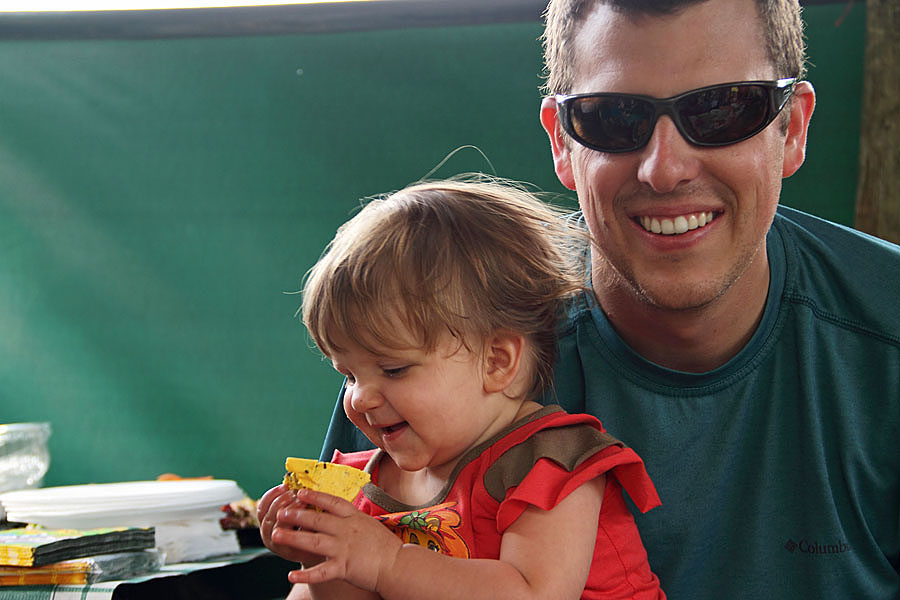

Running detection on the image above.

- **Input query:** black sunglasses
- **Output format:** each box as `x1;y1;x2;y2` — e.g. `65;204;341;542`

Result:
555;78;796;153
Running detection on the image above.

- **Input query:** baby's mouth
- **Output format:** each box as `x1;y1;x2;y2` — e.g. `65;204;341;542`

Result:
637;211;717;235
381;422;407;435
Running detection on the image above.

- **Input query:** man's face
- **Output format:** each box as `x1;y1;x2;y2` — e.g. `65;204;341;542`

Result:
542;0;810;314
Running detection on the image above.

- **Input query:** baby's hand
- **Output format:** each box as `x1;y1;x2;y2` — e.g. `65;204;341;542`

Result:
257;484;325;566
278;487;403;593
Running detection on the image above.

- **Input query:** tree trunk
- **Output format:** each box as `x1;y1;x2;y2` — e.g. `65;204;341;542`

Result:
853;0;900;244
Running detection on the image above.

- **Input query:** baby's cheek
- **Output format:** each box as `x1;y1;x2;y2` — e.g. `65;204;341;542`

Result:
343;400;376;442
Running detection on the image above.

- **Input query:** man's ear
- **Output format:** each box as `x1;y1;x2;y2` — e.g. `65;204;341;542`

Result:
483;330;526;394
540;96;577;190
782;80;815;178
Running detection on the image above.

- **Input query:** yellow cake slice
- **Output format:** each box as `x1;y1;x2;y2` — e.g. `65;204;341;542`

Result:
283;458;370;502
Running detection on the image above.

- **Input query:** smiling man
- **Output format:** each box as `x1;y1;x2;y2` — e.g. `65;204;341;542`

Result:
533;0;900;597
540;0;813;373
316;0;899;598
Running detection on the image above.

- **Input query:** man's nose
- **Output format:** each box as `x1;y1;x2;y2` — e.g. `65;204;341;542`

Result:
636;116;702;193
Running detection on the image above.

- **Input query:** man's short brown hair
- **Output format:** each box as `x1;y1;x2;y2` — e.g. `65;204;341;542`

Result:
541;0;807;95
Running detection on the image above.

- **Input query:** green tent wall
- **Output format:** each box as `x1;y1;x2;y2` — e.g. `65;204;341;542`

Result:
0;1;866;498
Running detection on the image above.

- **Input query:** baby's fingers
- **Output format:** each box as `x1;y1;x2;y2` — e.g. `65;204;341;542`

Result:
288;559;345;585
294;487;356;516
276;505;339;537
260;489;303;546
257;484;288;520
273;525;339;561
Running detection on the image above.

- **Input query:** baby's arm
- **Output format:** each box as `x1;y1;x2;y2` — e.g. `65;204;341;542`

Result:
287;475;606;600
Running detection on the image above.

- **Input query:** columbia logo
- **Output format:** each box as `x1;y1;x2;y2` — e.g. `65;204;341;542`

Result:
784;538;850;555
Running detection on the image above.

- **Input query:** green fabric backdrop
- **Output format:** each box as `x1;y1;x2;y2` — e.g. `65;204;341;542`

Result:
0;3;865;499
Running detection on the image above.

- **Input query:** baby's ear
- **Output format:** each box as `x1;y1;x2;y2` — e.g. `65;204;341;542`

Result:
483;330;526;394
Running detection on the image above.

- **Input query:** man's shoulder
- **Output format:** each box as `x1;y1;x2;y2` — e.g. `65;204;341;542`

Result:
774;205;900;260
773;205;900;343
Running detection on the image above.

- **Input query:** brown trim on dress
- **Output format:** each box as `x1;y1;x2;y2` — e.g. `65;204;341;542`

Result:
483;423;621;503
358;405;622;511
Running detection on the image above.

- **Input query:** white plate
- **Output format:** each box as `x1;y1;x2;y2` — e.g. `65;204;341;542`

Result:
2;507;229;530
0;480;244;529
0;480;241;506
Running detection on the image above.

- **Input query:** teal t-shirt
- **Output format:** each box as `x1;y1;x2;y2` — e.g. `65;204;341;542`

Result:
320;205;900;599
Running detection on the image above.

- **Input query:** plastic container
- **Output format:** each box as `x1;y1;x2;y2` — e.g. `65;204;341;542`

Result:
0;422;51;493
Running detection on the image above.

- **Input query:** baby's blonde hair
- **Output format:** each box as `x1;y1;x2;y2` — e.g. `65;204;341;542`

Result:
301;176;586;400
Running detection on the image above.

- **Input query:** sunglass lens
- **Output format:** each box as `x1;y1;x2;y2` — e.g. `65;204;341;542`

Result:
570;96;655;152
676;84;771;144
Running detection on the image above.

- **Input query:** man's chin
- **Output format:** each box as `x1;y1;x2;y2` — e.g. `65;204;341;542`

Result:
627;276;735;314
598;253;753;314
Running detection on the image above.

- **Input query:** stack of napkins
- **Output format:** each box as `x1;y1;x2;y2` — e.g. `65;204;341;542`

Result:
0;549;162;586
0;526;160;586
0;527;155;567
0;480;244;564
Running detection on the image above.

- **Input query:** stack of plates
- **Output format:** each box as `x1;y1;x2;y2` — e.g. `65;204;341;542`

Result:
0;480;244;530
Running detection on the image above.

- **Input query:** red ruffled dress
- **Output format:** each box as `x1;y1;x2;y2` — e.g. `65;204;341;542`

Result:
333;405;665;599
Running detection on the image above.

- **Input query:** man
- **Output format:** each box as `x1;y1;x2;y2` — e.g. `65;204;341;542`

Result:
314;0;900;597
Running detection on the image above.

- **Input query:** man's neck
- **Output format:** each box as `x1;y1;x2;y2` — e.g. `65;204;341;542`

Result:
594;255;770;373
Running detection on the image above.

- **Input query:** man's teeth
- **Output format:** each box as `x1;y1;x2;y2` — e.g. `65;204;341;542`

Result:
639;212;715;235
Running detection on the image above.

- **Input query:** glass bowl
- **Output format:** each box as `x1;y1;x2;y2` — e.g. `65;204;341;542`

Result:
0;422;51;494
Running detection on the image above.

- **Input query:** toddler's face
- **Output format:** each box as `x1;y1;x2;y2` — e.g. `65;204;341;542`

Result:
331;328;516;480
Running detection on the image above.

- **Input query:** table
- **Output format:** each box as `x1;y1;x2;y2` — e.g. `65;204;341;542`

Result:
0;549;295;600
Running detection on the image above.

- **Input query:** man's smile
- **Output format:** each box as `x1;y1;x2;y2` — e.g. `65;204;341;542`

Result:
637;211;717;235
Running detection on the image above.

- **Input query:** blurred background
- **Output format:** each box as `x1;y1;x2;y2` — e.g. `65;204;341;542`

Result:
0;0;868;499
